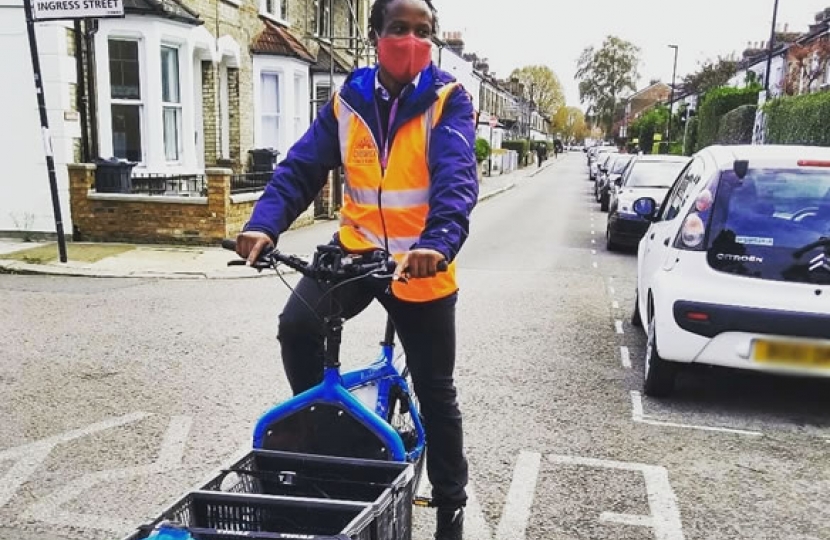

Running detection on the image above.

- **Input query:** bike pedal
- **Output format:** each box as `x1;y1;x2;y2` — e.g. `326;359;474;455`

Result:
413;496;434;508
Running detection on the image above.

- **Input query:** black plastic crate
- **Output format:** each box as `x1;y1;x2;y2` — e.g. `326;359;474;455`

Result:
201;450;416;540
123;490;373;540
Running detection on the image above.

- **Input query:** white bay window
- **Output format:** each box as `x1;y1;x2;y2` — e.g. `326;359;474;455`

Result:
161;45;182;162
261;72;281;150
109;39;143;162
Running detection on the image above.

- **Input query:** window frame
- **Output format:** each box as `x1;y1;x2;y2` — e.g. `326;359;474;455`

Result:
108;37;144;164
160;44;183;163
260;71;282;151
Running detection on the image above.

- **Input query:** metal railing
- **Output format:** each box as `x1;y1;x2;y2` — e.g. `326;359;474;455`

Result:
231;171;272;194
131;173;207;196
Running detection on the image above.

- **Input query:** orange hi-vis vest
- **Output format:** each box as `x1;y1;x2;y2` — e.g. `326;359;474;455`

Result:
333;83;461;303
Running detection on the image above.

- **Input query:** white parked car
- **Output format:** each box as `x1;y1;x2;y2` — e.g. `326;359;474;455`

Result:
632;145;830;397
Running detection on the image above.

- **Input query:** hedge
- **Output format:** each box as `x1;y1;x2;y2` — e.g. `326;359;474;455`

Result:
766;91;830;146
475;138;491;163
716;104;756;145
696;86;760;151
502;140;531;166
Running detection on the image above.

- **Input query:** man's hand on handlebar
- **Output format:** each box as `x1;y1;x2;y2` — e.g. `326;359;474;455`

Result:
395;248;446;280
235;231;274;266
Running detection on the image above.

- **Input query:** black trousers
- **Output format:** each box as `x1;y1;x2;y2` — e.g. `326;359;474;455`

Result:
277;275;469;508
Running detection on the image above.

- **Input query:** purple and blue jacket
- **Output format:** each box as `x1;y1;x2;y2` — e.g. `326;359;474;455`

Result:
243;63;479;263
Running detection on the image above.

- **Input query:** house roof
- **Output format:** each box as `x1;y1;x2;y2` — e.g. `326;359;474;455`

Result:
626;81;670;101
251;19;315;63
311;46;351;74
123;0;201;25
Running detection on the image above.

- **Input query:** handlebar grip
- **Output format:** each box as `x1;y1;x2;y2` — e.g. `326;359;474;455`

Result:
437;260;449;272
221;239;237;252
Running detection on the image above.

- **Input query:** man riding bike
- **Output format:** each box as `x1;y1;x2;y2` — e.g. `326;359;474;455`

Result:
234;0;478;538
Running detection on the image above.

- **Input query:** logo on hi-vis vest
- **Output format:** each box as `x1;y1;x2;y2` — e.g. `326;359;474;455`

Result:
350;136;378;166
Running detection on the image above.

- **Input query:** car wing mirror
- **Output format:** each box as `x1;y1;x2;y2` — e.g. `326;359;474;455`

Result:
633;197;659;221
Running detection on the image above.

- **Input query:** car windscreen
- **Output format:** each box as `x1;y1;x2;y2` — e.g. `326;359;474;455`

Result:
611;156;633;174
707;168;830;285
625;161;688;188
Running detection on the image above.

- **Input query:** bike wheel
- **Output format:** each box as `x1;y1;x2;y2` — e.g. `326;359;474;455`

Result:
387;364;421;453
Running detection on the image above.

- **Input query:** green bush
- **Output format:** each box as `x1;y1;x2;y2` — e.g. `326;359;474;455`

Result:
716;104;756;145
668;142;684;155
683;116;698;156
629;106;669;156
475;138;491;163
696;86;760;151
766;91;830;146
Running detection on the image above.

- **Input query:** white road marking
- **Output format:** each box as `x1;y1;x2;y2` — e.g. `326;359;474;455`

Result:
461;451;543;540
549;454;686;540
630;392;763;437
620;346;632;369
593;262;599;269
591;239;596;245
0;412;149;509
24;416;193;533
612;300;620;309
592;249;597;255
615;320;624;334
495;452;541;540
609;286;616;295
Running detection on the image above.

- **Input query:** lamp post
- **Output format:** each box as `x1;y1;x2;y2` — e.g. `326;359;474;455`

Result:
667;45;679;145
765;0;781;96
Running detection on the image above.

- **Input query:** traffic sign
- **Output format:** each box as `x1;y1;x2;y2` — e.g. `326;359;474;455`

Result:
32;0;123;21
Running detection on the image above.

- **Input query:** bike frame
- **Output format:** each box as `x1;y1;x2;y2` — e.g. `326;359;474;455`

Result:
252;315;426;463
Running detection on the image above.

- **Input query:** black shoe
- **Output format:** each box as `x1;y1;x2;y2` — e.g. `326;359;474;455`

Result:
435;507;464;540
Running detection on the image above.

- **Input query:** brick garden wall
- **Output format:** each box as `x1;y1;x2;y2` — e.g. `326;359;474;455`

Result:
66;164;295;245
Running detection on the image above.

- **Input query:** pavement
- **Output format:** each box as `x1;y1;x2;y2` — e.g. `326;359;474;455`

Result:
0;158;562;280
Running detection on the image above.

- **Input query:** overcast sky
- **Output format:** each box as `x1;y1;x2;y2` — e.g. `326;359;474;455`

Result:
433;0;830;110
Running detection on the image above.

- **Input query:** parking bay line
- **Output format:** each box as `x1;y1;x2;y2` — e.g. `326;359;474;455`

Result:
630;392;763;437
418;451;541;540
615;320;624;334
548;455;685;540
620;346;632;369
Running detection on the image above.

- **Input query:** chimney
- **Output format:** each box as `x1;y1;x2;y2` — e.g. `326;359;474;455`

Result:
444;30;465;56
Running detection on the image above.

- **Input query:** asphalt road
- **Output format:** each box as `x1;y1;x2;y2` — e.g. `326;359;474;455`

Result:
1;153;829;540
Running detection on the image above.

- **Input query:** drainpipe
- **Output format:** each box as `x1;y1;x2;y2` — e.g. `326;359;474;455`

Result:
85;19;99;160
73;20;90;162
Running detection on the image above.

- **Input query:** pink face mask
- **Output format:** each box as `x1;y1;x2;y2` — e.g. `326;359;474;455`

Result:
377;34;432;85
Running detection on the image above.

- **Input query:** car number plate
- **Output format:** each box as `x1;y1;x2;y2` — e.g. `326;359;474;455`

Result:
753;339;830;368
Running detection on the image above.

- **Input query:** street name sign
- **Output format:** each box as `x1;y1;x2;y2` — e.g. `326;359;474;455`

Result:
32;0;123;20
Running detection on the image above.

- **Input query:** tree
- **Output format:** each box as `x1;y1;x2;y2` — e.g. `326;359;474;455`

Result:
576;36;641;134
681;56;738;95
782;38;830;95
508;65;566;118
552;106;588;142
628;106;670;153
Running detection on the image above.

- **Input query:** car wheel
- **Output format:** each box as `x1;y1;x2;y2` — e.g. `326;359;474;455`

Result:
643;316;677;398
631;291;643;328
606;226;621;252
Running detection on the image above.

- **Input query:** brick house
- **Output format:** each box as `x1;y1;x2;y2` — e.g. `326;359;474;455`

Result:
0;0;370;239
85;0;369;177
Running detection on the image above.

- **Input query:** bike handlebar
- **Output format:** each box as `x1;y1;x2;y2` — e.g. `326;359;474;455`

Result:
222;239;446;282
